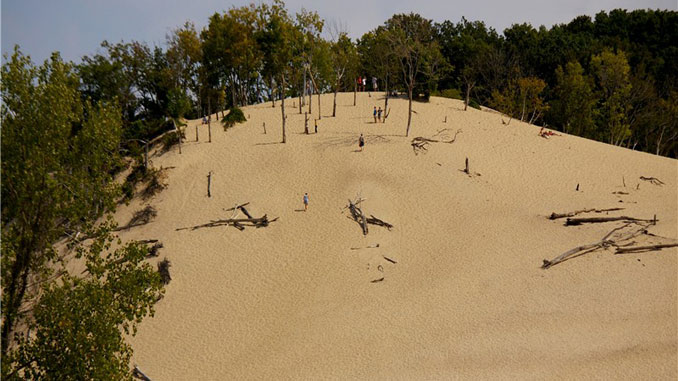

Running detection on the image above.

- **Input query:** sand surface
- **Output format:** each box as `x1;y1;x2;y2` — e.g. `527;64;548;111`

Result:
118;93;677;379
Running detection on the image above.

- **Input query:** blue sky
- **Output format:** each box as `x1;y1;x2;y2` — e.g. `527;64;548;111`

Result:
2;0;675;64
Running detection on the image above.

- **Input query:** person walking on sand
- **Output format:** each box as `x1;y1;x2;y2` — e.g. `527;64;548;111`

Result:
372;76;378;91
359;134;365;152
373;106;377;123
377;106;382;122
303;193;309;211
362;76;367;92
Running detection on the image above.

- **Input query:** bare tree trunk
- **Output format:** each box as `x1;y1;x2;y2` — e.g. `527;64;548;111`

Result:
302;68;307;107
406;87;413;137
656;124;666;155
383;75;389;122
271;75;275;108
308;74;313;115
208;98;212;143
353;79;358;106
174;119;182;154
231;74;237;107
281;75;286;144
464;83;473;111
309;73;321;120
333;87;337;117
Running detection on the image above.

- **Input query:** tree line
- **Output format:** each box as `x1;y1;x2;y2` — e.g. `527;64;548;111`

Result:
2;3;677;379
72;4;677;156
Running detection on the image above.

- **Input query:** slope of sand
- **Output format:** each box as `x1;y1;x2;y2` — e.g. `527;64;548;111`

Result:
119;93;677;379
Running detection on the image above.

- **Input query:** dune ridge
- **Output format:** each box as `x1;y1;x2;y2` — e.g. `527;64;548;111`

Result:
119;92;677;379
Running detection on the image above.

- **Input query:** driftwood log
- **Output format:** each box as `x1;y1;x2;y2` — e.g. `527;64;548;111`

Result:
542;222;651;269
565;215;656;226
411;128;461;154
348;199;369;235
176;215;277;232
549;207;625;220
615;243;678;254
346;198;394;235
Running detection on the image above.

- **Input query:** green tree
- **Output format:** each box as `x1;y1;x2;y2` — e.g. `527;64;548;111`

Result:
357;27;397;114
591;49;632;145
551;61;597;137
1;48;122;360
166;21;202;114
5;235;164;380
385;13;442;136
329;33;358;117
516;76;548;124
254;0;295;143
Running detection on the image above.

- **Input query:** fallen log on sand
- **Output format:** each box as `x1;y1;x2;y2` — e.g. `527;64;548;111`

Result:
548;207;624;220
615;243;678;254
348;199;368;235
565;215;656;226
176;215;277;231
542;222;651;269
346;198;394;235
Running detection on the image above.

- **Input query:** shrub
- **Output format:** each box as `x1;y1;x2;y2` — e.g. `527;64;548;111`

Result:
221;107;247;129
468;98;481;110
434;88;462;100
161;129;184;152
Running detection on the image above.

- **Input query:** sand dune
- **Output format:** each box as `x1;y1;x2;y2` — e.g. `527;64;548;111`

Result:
119;92;677;379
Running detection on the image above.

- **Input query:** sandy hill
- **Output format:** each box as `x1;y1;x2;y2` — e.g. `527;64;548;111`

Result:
118;92;677;379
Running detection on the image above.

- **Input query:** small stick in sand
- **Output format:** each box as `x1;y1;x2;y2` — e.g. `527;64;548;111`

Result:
207;171;212;197
383;256;397;264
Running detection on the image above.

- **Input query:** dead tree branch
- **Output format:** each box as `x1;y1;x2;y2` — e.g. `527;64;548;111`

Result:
411;129;461;155
565;215;657;226
176;215;278;231
348;199;368;235
639;176;664;186
542;222;651;269
615;243;678;254
548;207;625;220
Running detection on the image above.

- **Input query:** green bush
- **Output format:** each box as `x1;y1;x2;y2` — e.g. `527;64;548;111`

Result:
434;88;462;100
221;107;247;129
468;98;481;110
161;129;184;152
